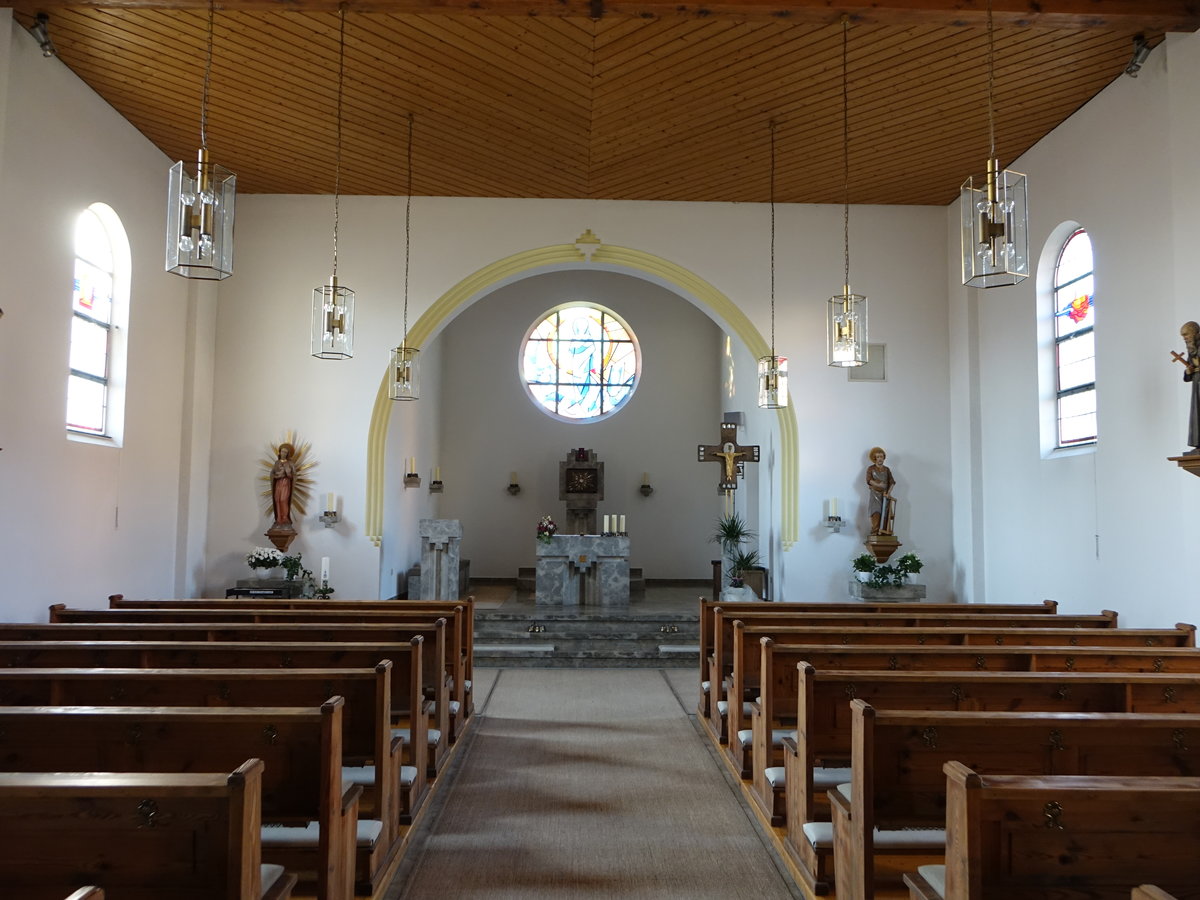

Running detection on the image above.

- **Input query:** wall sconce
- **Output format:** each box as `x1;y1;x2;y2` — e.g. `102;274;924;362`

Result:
404;457;420;488
319;492;340;527
429;467;443;493
29;13;57;57
824;498;845;533
507;471;521;495
640;472;654;497
1125;34;1152;78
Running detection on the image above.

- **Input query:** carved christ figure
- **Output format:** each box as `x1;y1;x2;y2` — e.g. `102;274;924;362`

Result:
716;442;744;481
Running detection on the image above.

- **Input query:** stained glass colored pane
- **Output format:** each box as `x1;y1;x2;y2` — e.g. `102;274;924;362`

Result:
523;340;556;384
521;304;640;421
1058;388;1097;446
70;317;109;379
1055;276;1094;339
73;259;113;323
66;374;106;434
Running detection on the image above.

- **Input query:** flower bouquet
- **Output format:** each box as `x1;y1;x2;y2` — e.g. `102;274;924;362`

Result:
246;546;283;578
536;515;557;544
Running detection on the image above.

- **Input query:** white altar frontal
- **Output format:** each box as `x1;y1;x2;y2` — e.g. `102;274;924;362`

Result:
535;534;631;608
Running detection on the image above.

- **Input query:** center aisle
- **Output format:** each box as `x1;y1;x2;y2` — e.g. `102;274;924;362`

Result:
386;667;801;899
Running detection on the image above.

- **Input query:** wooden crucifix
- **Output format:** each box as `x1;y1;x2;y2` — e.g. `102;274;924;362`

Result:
698;422;759;492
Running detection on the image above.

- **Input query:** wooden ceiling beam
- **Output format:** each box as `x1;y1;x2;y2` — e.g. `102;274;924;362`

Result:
13;1;1200;31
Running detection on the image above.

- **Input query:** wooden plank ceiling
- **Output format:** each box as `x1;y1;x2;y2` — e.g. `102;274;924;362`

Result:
10;1;1196;204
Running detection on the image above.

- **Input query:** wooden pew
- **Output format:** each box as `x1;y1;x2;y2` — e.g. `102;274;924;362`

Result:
696;596;1061;711
0;702;359;900
0;630;451;777
0;760;298;900
704;607;1118;743
94;596;475;735
832;702;1200;900
34;614;463;748
0;659;426;842
751;644;1200;894
902;763;1200;900
723;620;1195;774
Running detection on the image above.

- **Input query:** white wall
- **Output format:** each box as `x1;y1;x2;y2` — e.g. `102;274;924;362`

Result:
948;32;1199;625
0;20;199;620
433;268;722;582
205;195;954;600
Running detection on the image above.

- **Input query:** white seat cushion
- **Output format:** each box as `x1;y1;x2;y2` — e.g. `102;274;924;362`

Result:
261;864;286;897
399;765;418;786
262;819;384;848
427;728;442;746
392;726;442;747
464;679;472;691
716;700;728;715
341;765;375;786
917;864;946;897
799;821;945;850
814;767;853;788
773;729;797;747
765;766;785;788
737;729;753;748
431;700;461;716
702;680;710;693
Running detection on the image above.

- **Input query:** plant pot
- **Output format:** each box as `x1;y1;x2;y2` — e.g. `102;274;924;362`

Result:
250;567;279;579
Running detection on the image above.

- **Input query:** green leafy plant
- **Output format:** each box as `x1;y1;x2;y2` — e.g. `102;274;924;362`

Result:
853;552;923;588
712;513;759;587
281;552;304;581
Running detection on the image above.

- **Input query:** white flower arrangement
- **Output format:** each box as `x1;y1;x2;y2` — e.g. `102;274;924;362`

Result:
246;546;283;569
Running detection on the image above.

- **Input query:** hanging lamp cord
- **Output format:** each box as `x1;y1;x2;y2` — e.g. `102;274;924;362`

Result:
332;6;346;277
987;0;996;161
403;112;414;346
842;15;851;293
199;0;214;151
769;120;776;359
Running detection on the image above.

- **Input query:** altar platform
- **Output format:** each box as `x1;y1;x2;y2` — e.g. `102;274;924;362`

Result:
471;582;704;668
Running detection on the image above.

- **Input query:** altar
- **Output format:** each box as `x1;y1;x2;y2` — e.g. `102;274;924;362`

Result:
535;534;631;608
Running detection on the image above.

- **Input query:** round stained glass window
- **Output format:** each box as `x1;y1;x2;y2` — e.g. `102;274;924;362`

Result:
520;303;640;422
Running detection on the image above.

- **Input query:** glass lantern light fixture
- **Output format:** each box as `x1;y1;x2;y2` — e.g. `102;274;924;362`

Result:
390;113;420;401
758;120;788;409
166;0;235;280
312;8;355;359
827;17;868;368
960;0;1029;288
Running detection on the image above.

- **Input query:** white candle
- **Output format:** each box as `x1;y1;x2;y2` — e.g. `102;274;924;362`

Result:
409;457;416;475
320;556;330;584
642;472;649;485
326;492;335;512
510;471;518;484
619;514;626;533
830;497;838;518
603;514;611;533
434;467;441;482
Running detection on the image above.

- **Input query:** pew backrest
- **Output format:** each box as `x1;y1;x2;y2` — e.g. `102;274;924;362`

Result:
942;763;1200;900
0;759;293;900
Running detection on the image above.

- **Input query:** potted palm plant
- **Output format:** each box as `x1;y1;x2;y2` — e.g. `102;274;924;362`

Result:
712;513;760;600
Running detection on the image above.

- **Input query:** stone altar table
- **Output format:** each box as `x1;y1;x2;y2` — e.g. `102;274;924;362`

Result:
535;534;630;608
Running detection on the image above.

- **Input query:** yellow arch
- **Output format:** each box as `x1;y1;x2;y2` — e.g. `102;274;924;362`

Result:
365;241;799;549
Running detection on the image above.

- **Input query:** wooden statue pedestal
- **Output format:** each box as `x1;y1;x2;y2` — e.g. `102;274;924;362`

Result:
864;534;900;565
1169;454;1200;478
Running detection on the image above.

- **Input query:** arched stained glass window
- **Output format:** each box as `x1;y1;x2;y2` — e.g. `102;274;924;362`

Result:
67;203;129;442
1052;229;1097;447
521;303;640;421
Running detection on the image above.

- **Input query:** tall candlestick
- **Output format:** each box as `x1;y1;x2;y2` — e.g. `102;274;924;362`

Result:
320;556;330;585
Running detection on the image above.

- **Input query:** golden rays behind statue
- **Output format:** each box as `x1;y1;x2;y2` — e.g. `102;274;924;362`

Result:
259;431;316;551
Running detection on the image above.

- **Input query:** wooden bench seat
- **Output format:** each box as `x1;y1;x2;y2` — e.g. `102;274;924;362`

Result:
833;702;1200;900
902;764;1200;900
718;620;1194;776
0;632;451;778
704;607;1119;743
0;760;298;900
0;701;360;900
0;659;426;843
89;597;475;738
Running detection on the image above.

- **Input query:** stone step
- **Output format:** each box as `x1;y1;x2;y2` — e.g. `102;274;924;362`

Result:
474;644;699;668
514;567;646;593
